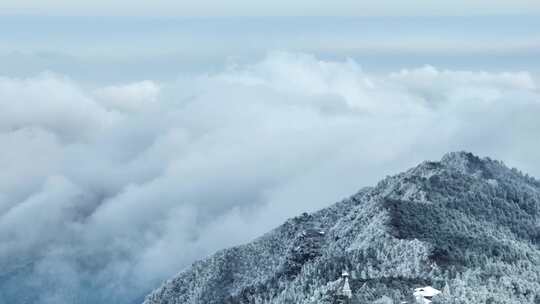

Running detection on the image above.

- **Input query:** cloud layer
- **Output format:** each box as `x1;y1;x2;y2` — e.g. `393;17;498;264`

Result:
0;52;539;303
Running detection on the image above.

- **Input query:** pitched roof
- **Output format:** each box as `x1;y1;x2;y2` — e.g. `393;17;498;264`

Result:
413;286;441;297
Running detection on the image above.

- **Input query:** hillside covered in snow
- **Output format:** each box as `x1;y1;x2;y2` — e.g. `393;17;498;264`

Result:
143;152;540;304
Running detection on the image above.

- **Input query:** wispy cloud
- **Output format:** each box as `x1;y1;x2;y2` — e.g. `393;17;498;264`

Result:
1;16;539;83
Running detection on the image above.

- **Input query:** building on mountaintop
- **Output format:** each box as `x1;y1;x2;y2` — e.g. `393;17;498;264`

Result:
413;286;441;304
334;271;353;303
300;228;325;238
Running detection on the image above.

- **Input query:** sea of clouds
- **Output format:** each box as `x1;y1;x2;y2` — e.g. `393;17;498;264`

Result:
1;52;539;303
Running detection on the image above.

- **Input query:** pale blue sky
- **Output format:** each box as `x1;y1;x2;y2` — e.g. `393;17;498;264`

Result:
2;0;540;16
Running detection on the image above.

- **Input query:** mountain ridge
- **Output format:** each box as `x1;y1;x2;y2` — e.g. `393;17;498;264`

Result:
143;152;540;304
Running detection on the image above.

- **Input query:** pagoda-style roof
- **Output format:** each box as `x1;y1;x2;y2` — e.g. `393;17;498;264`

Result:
337;271;352;299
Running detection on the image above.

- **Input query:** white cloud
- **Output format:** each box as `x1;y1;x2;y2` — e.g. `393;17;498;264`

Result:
0;73;121;141
0;52;539;303
94;80;160;112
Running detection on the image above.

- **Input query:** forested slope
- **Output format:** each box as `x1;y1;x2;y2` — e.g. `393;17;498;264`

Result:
144;152;540;304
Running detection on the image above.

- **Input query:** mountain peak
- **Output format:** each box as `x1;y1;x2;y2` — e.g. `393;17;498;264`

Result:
440;151;492;174
441;151;481;163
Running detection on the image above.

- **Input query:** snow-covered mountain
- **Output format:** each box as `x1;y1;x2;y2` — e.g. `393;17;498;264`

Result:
143;152;540;304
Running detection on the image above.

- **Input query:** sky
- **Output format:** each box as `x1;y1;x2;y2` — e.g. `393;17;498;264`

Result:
2;0;540;16
0;2;540;304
